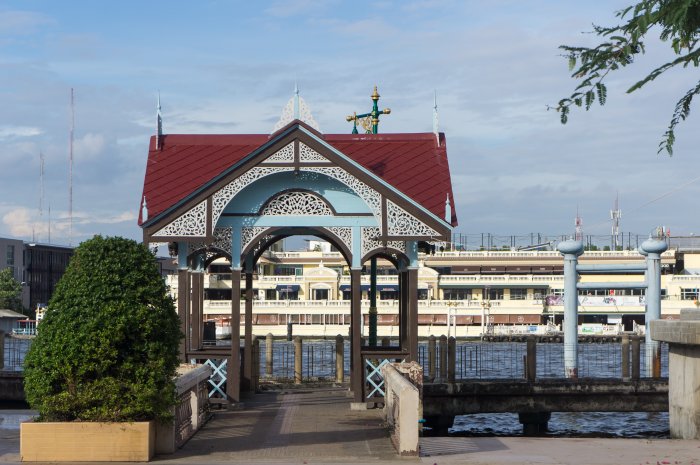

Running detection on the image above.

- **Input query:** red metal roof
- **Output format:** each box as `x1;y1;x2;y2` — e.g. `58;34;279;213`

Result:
139;129;457;227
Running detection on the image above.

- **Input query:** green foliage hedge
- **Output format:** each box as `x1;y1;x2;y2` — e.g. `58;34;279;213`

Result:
24;236;181;422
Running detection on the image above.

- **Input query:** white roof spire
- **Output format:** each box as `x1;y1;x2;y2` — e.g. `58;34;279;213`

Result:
294;81;300;119
433;90;440;146
156;92;163;150
272;83;320;133
444;193;451;224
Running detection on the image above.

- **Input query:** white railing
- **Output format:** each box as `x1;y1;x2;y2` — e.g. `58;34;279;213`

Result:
438;274;564;284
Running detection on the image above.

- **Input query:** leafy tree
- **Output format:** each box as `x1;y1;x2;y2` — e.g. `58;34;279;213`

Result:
23;236;182;422
0;267;23;313
555;0;700;155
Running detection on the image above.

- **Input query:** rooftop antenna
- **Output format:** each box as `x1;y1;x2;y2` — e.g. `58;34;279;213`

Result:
610;192;622;250
39;151;45;242
433;90;440;146
69;88;74;246
346;85;391;134
48;203;51;244
575;206;583;241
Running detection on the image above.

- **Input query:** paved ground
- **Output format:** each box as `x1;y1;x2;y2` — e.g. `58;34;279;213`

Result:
2;388;700;464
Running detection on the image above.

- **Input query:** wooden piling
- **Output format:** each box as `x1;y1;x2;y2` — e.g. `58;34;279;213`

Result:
447;336;456;383
266;333;274;377
621;333;630;380
335;334;344;383
294;336;302;384
439;335;448;381
428;335;436;382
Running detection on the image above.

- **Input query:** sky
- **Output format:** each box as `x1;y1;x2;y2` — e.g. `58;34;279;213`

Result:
1;0;699;249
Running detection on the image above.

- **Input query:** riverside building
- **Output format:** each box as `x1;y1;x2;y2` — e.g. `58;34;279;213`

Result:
164;237;699;339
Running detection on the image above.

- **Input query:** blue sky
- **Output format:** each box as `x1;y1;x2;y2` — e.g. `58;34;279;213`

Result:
1;0;699;247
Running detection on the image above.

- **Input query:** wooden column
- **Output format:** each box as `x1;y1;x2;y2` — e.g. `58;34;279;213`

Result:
177;269;190;362
398;270;408;352
191;272;203;352
407;267;419;361
227;268;242;403
350;268;363;402
243;270;254;392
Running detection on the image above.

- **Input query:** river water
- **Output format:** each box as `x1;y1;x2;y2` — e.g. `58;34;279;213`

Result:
2;338;670;437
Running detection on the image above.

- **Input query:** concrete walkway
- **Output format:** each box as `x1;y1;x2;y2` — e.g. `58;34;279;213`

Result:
2;388;700;464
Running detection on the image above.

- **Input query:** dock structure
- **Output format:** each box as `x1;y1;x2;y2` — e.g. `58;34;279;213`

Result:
139;90;456;405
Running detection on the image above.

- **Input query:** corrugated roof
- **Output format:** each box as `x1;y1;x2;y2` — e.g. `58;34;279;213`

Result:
139;126;457;228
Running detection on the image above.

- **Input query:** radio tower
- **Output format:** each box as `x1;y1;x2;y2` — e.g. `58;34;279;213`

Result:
574;206;583;241
39;151;45;242
69;88;74;246
610;192;622;250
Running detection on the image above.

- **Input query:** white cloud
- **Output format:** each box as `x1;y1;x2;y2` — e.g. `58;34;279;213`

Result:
0;125;42;139
0;10;52;35
73;133;106;161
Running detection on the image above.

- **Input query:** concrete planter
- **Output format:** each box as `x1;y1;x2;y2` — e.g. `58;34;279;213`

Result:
20;421;155;462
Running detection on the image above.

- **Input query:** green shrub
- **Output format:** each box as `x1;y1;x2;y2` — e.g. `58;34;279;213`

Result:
23;236;181;422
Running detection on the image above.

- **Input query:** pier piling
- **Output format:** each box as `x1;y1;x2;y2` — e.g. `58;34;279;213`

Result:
266;333;273;377
294;336;302;384
438;335;447;381
621;333;630;380
428;335;436;382
526;335;537;382
335;335;344;383
631;335;641;380
447;336;456;383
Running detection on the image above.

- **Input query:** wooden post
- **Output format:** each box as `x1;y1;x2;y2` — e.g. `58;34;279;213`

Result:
447;336;456;383
294;336;303;385
350;269;363;402
621;333;630;381
439;335;448;381
177;269;189;362
243;271;254;392
252;337;260;392
428;335;436;382
526;335;537;382
631;335;641;381
407;268;419;361
652;343;662;379
266;333;274;377
0;330;4;370
227;268;242;403
336;334;344;383
191;272;202;352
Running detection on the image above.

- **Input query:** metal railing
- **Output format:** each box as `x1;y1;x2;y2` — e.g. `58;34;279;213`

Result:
417;339;669;381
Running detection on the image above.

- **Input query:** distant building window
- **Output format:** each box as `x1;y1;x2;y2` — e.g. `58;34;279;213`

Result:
550;288;564;296
681;288;699;300
509;289;527;300
6;245;15;266
485;288;504;300
443;289;471;300
313;289;329;300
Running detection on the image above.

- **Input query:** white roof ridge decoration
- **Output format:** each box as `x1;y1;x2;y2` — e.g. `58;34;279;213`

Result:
272;84;320;133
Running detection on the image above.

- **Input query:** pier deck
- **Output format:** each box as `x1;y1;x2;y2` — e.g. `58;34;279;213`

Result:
2;387;700;464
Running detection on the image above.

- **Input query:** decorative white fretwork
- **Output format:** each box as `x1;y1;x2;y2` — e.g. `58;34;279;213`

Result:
299;142;329;163
305;167;382;229
189;227;232;257
212;167;293;227
386;240;406;253
241;227;270;254
386;200;439;237
154;200;207;237
261;191;333;216
272;89;320;133
262;142;294;163
362;227;382;258
324;227;352;253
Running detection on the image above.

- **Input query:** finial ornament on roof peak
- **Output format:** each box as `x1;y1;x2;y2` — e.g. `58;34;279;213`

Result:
433;90;440;147
156;92;163;150
272;84;320;133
